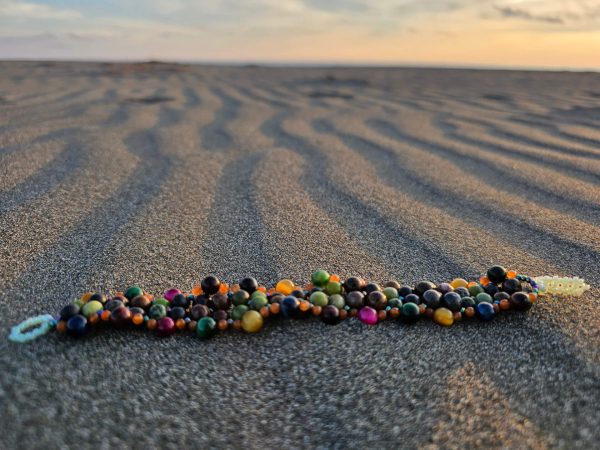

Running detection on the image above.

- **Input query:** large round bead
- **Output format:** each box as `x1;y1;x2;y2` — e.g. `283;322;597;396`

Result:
171;294;190;309
476;302;496;321
81;300;103;318
280;296;300;318
110;306;132;327
201;276;221;295
232;290;250;306
510;292;532;311
502;278;522;295
190;304;210;320
157;317;176;337
239;277;258;294
196;317;217;339
164;288;181;302
442;292;462;312
124;286;143;300
131;295;152;310
433;308;454;326
275;279;295;296
60;304;80;321
343;276;364;292
357;306;378;325
321;305;340;325
232;305;249;320
487;266;508;284
366;291;387;310
311;270;330;287
309;291;328;307
66;315;88;337
415;281;436;296
345;291;364;309
240;310;263;333
423;289;441;308
149;304;167;320
401;302;420;323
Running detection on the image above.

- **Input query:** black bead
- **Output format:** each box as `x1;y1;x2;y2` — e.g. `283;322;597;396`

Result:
88;293;107;304
404;293;421;305
502;278;522;295
483;283;499;296
212;293;230;310
291;289;305;299
493;292;510;301
414;281;436;296
169;306;186;320
384;280;401;290
66;315;87;337
104;299;123;311
201;276;221;295
366;291;387;310
461;297;476;308
191;304;210;320
364;283;381;295
346;291;365;309
487;266;508;284
321;305;340;325
171;293;190;309
510;292;532;311
280;296;300;318
398;286;413;298
344;277;364;292
239;277;258;294
454;287;470;298
422;289;441;308
442;292;462;312
60;304;80;321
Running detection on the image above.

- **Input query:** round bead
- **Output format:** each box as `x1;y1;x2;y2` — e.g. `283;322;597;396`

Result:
239;277;258;294
454;287;470;298
132;313;144;326
110;306;132;327
487;266;508;284
357;306;378;325
81;300;103;318
382;287;399;300
164;288;181;302
196;317;217;339
433;308;454;327
153;297;170;307
60;304;80;321
328;294;345;309
384;280;401;290
275;279;295;295
343;277;364;292
437;283;453;295
321;305;340;325
475;292;493;305
171;293;190;309
124;286;143;300
468;284;484;297
309;291;328;307
148;303;167;320
212;293;230;310
502;278;522;295
232;305;249;320
168;306;186;320
401;302;420;323
422;289;441;308
398;286;413;298
450;278;468;289
415;281;436;296
366;291;387;310
324;281;342;296
309;270;328;287
88;293;107;304
232;290;250;306
248;296;268;311
461;297;476;308
345;291;364;309
157;317;176;337
404;293;421;305
476;302;496;321
241;310;263;333
510;292;532;311
280;296;300;318
201;276;221;295
213;310;228;322
464;307;475;318
66;315;88;337
442;292;462;312
130;295;152;310
364;283;381;295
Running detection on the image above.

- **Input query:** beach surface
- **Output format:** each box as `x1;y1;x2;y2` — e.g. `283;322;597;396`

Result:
0;61;599;449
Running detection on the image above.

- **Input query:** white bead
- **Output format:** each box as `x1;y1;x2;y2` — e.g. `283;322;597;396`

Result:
536;276;590;297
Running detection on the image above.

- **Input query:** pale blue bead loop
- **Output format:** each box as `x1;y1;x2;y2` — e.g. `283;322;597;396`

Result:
9;314;55;343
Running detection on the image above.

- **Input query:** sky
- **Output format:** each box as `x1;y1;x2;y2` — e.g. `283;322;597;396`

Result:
0;0;599;69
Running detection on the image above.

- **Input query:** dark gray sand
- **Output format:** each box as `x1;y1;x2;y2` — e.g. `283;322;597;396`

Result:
1;62;599;449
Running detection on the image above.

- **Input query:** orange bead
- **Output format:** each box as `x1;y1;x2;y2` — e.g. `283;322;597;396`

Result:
312;306;322;316
464;307;475;318
233;319;242;330
56;321;67;334
479;276;490;286
81;292;93;303
175;318;186;330
231;284;240;293
467;281;479;288
258;285;267;293
299;300;311;312
450;278;468;289
132;313;144;326
349;308;358;317
499;299;510;310
188;320;197;332
259;306;270;318
267;288;276;295
89;314;100;326
330;274;340;282
304;283;314;291
191;285;203;296
269;302;280;315
419;304;427;315
528;292;537;303
146;319;157;330
377;310;387;321
493;303;500;313
453;312;462;321
217;319;228;331
507;270;517;279
219;283;229;294
339;309;348;321
101;310;112;321
275;279;295;295
390;307;400;319
145;294;154;301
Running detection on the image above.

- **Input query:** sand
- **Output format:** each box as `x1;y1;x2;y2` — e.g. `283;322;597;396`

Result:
0;61;599;449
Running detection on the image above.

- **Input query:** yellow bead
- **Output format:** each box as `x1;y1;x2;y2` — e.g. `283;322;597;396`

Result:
433;308;454;327
450;278;468;289
241;310;264;333
275;279;295;296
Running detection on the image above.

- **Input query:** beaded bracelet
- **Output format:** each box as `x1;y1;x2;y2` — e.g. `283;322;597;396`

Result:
8;266;590;343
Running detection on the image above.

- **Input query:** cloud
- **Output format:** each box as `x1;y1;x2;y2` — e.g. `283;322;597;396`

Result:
301;0;369;12
0;0;82;20
494;5;563;24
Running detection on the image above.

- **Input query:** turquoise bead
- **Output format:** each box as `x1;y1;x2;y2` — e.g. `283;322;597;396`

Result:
196;317;216;339
125;286;143;300
148;303;167;319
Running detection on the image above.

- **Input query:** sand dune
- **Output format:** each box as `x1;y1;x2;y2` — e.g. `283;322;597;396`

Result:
0;61;599;449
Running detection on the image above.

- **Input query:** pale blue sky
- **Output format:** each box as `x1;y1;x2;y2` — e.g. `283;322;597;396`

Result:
1;1;599;68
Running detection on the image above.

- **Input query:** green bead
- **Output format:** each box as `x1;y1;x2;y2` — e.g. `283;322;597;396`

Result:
401;302;420;322
383;287;399;300
324;281;342;295
468;284;485;297
388;298;402;308
154;297;169;307
250;290;267;300
232;305;249;320
81;300;103;318
475;292;493;304
328;294;345;309
311;270;330;287
232;290;250;306
73;299;84;308
248;296;268;311
148;303;167;319
196;317;216;339
125;286;143;300
309;291;328;307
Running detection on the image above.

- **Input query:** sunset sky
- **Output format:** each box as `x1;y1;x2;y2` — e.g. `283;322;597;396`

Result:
1;0;599;69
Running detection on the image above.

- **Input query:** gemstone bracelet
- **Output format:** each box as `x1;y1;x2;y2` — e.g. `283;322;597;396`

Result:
8;266;590;343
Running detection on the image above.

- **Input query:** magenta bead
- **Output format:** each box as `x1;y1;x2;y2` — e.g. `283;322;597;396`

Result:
157;317;176;337
164;288;181;302
358;306;378;325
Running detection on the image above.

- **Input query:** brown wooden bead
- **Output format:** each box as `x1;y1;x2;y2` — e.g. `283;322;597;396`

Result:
464;307;475;318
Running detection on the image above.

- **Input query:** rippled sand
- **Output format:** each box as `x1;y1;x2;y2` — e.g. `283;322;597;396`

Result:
1;61;599;449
